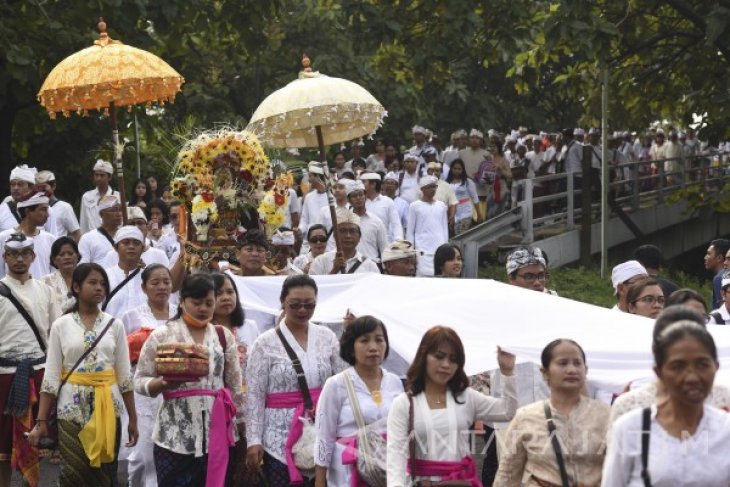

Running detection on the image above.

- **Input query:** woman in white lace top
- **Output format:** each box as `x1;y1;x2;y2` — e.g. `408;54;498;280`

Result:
134;273;245;487
245;274;347;486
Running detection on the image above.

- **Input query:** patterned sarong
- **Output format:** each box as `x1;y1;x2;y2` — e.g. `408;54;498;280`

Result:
153;444;207;487
57;418;120;487
0;369;44;487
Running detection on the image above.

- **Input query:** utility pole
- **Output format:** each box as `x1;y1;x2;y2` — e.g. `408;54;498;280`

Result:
600;63;609;279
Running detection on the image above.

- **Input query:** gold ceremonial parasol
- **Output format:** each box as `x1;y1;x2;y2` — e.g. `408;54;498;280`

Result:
37;18;185;222
247;54;386;251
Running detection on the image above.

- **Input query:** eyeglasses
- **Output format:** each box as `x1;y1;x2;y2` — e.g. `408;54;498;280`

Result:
516;272;547;283
286;301;316;310
5;249;34;259
309;236;328;244
633;295;665;305
169;213;180;220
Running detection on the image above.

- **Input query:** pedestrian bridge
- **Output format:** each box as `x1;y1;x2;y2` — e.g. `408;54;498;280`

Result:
452;151;730;277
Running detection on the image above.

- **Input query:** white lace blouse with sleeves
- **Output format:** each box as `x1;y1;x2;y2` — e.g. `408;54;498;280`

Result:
133;319;245;457
245;323;348;463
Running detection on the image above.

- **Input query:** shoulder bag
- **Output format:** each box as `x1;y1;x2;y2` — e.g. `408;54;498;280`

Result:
544;401;570;487
276;326;316;472
640;407;652;487
342;371;387;487
407;393;471;487
39;316;115;450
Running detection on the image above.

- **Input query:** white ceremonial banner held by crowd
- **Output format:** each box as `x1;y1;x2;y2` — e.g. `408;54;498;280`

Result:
231;274;730;394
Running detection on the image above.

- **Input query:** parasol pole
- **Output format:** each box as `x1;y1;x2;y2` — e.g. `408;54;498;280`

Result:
316;125;342;253
109;101;128;225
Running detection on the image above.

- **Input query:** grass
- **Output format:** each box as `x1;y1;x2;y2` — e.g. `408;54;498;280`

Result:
478;263;713;308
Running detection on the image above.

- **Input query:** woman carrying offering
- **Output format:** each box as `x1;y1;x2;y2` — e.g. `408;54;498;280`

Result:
386;326;517;487
246;274;347;486
603;320;730;486
29;263;138;486
494;339;609;487
315;316;404;487
134;274;245;487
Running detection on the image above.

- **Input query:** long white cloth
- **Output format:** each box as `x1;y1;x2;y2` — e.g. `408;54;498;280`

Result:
230;274;730;393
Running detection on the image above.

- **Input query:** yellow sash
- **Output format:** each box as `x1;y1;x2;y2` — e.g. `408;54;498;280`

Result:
64;369;117;467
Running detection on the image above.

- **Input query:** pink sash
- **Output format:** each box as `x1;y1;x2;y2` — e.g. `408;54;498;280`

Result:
337;433;387;487
265;388;323;485
407;455;482;487
163;388;237;487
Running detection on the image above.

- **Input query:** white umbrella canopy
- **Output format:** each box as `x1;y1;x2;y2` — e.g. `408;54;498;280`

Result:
247;55;387;149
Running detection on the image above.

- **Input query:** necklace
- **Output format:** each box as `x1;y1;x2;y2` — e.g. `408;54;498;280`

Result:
426;393;446;405
371;390;382;407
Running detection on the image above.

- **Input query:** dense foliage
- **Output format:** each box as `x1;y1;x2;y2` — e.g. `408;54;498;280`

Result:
1;0;728;207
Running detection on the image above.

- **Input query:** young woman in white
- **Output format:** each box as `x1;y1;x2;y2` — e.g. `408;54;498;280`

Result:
603;320;730;486
386;326;517;487
120;264;176;487
315;316;403;487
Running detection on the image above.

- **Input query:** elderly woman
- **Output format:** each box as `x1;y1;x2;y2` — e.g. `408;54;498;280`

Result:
609;306;730;426
134;273;245;487
603;321;730;486
246;275;347;486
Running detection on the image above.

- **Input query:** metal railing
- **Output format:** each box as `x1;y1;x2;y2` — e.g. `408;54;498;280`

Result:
453;150;730;277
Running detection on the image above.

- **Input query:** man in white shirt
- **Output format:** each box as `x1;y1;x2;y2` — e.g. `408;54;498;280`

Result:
79;159;119;234
309;208;380;275
101;207;169;268
381;239;419;277
35;170;81;241
426;162;457;229
0;165;58;236
406;176;449;276
347;180;388;262
362;172;403;243
611;260;648;312
297;161;330;242
382;173;410;233
396;153;422;204
103;225;147;319
0;233;60;486
78;195;122;264
0;191;57;279
710;276;730;324
458;129;492;190
442;129;468;171
560;128;584;174
408;125;432;160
